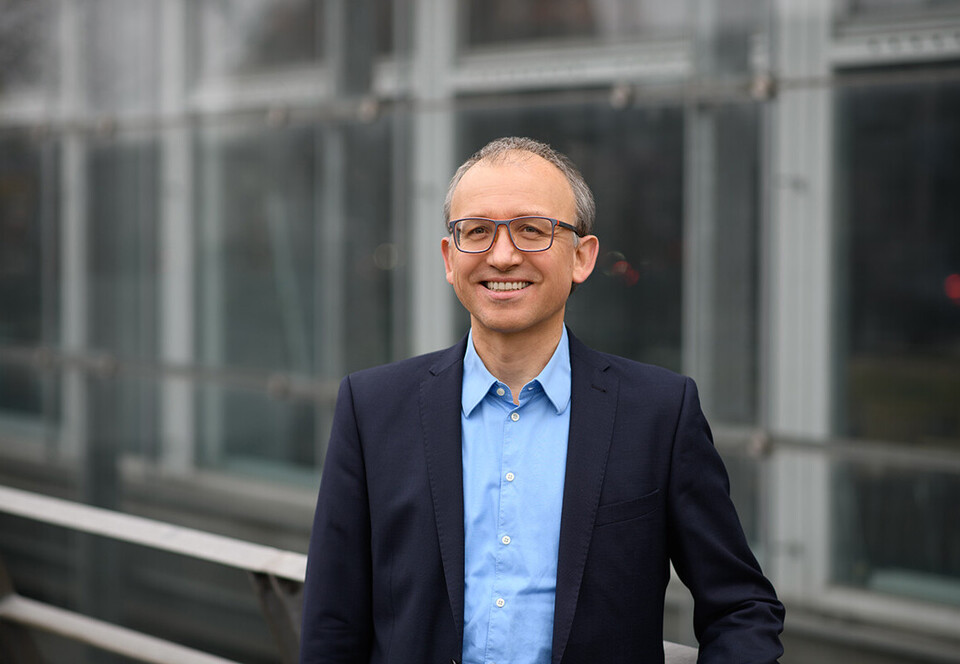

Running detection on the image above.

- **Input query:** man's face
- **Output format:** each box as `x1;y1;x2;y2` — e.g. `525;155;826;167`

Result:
441;152;599;343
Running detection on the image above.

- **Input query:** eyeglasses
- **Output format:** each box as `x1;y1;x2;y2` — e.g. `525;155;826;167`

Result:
447;216;580;253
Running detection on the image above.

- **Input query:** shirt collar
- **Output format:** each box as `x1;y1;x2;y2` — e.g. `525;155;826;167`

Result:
461;327;572;416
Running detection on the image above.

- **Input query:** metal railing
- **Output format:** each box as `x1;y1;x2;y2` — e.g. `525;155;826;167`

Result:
0;484;305;664
0;484;698;663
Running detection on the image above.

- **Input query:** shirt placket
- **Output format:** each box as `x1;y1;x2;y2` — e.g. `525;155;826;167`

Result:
485;390;521;664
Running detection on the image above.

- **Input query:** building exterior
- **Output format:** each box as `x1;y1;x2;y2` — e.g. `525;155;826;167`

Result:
0;1;958;662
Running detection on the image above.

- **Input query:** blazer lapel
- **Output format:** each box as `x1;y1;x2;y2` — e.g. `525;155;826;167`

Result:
419;337;468;642
552;332;619;663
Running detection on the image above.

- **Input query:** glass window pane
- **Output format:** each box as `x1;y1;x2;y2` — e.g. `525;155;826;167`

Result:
833;461;960;607
83;0;161;113
195;124;319;374
194;118;399;471
691;103;762;424
462;0;688;46
0;138;47;346
833;74;960;607
837;76;960;448
0;0;56;94
0;136;58;420
87;139;160;360
192;0;324;79
86;140;160;459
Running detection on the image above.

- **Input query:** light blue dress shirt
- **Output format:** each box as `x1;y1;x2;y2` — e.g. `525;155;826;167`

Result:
461;327;571;664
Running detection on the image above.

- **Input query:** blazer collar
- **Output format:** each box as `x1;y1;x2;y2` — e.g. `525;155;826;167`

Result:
552;330;619;663
419;335;469;643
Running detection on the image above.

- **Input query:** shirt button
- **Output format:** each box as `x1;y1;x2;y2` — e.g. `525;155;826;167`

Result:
510;412;519;422
496;387;505;396
501;535;511;545
496;597;505;608
505;472;515;482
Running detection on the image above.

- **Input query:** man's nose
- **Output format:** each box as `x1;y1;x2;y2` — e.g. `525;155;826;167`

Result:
485;226;522;267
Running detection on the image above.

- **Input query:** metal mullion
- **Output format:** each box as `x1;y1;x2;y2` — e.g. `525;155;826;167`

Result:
160;0;196;473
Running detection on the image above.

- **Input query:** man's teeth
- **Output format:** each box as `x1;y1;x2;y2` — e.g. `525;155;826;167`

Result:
485;281;529;291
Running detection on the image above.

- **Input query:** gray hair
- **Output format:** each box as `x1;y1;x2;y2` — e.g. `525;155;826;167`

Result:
443;137;596;235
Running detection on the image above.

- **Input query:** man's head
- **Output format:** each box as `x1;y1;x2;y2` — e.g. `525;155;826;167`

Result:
441;137;599;343
443;136;596;236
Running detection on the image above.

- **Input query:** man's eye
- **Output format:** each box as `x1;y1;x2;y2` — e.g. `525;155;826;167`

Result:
518;225;546;236
466;226;489;236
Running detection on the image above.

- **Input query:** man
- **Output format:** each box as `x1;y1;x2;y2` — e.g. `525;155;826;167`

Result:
300;137;784;663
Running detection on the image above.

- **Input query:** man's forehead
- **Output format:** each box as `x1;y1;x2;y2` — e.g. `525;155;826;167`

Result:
450;151;575;220
471;149;549;172
456;151;568;192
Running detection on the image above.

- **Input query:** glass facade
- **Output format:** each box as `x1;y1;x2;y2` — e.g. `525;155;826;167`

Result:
1;1;959;662
191;0;325;78
837;76;960;447
832;74;960;604
462;0;687;46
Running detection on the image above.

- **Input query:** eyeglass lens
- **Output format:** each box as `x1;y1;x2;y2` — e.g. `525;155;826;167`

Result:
454;217;557;252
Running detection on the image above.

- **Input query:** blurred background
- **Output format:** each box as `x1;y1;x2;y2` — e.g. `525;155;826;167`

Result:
0;0;958;662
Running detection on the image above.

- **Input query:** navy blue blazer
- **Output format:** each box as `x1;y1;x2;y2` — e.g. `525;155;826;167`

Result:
300;331;784;663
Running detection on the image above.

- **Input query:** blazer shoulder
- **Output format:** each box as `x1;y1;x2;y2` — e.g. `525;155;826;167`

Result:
570;334;691;396
344;337;467;395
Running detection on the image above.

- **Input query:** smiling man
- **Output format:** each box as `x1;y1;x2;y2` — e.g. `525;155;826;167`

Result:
300;137;784;664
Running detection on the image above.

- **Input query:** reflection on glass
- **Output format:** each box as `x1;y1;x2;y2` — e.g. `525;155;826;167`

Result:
87;140;159;359
463;0;687;46
197;384;320;472
194;119;398;471
837;77;960;448
193;0;324;78
83;0;161;113
0;138;46;346
0;0;53;94
833;463;960;607
86;142;160;468
456;102;684;370
0;137;56;419
195;124;320;471
834;75;960;607
196;125;318;374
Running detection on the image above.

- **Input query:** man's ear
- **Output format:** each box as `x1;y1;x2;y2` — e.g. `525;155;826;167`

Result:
441;236;455;285
572;235;600;285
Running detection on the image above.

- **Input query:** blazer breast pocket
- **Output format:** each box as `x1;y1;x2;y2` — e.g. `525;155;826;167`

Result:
594;489;661;527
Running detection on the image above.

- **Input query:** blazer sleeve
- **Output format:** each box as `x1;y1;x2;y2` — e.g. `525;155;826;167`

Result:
300;375;373;663
667;377;785;664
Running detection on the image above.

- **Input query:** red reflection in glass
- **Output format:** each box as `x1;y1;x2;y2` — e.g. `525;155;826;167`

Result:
945;274;960;304
611;260;640;287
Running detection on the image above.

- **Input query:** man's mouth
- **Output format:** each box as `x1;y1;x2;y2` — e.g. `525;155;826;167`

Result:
484;281;531;292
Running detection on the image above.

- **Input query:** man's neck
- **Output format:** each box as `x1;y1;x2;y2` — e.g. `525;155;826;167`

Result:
470;323;564;405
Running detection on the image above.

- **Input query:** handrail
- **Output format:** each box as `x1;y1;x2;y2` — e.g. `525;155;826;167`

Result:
0;485;307;581
0;484;699;663
0;594;240;664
